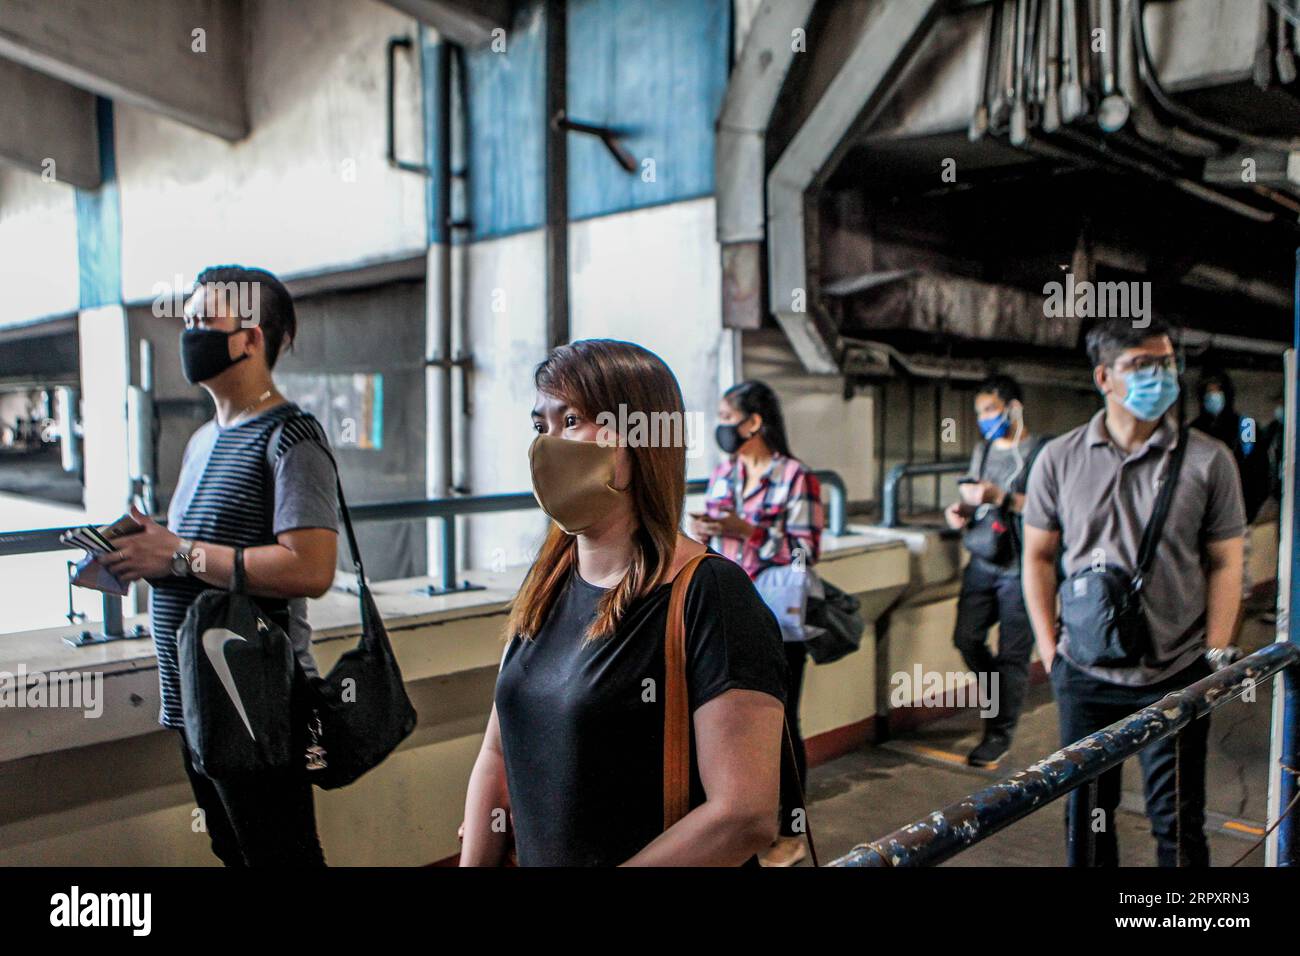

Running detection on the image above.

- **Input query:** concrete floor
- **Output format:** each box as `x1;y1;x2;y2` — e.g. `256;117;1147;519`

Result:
804;613;1279;867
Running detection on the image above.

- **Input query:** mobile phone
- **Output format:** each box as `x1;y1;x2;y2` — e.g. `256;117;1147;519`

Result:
957;477;978;485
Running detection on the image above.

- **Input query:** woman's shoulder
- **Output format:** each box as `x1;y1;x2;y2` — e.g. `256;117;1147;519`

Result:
687;550;756;598
775;454;818;488
704;458;732;487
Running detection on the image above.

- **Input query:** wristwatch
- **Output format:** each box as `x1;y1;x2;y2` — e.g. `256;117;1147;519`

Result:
1205;645;1243;671
170;538;196;577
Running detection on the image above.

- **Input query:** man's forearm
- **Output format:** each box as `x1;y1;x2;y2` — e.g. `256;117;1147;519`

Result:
1022;556;1060;665
188;541;331;599
1204;562;1243;650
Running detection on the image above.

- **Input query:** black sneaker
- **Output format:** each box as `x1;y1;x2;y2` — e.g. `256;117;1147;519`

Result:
967;730;1012;769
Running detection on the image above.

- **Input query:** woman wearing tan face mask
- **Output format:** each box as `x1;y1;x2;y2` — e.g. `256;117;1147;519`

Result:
458;339;790;867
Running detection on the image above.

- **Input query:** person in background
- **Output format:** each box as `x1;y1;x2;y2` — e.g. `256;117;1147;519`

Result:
690;380;824;867
1022;317;1245;867
1255;391;1286;624
944;374;1048;769
1192;369;1269;525
1192;369;1271;603
1263;390;1286;508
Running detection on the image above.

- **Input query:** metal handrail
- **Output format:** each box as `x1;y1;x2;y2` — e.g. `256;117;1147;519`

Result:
832;641;1300;866
0;470;849;595
881;459;968;528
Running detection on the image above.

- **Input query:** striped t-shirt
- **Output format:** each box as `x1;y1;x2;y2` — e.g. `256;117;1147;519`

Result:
150;402;339;728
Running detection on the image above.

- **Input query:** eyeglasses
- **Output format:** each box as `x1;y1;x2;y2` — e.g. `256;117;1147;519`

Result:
1113;353;1183;375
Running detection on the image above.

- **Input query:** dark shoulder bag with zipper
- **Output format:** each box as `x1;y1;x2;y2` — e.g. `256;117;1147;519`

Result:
263;413;418;789
963;437;1048;565
1056;427;1188;668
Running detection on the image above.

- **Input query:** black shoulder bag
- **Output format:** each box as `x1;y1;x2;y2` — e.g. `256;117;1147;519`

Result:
299;465;419;789
262;412;418;788
1056;427;1188;668
963;437;1047;565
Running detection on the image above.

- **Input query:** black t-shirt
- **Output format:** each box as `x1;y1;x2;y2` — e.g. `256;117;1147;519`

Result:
494;553;788;866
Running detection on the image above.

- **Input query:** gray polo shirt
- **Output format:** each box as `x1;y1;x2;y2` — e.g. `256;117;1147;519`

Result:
1023;410;1245;686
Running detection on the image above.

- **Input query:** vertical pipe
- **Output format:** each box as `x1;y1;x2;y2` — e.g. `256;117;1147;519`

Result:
441;515;457;593
875;383;887;517
450;42;472;584
1066;777;1098;866
101;592;124;639
426;35;455;588
545;0;570;351
138;339;156;516
1276;250;1300;866
906;378;916;518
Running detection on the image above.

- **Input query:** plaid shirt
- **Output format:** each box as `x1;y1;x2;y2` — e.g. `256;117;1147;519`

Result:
702;452;824;580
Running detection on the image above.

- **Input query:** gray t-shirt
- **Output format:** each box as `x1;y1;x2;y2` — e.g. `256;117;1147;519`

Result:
167;406;339;679
969;435;1047;497
965;435;1048;568
1023;410;1245;686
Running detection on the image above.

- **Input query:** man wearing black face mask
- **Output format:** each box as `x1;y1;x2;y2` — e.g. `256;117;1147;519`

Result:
97;265;339;866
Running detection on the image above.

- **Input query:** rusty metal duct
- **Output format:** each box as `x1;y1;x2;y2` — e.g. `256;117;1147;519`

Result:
715;0;817;332
766;0;944;375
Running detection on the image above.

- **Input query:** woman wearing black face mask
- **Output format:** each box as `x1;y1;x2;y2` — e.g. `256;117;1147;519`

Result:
459;340;792;867
689;380;824;867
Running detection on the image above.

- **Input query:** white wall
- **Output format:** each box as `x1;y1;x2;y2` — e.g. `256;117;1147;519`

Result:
0;165;79;326
454;198;732;574
114;0;426;303
457;229;552;574
568;197;725;482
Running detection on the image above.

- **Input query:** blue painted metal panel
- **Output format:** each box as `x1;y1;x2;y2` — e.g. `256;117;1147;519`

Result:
464;0;547;240
566;0;730;221
74;97;122;310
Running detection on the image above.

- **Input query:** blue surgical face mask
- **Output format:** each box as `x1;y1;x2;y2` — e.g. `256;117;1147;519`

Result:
1119;367;1180;422
1203;392;1226;416
978;411;1011;441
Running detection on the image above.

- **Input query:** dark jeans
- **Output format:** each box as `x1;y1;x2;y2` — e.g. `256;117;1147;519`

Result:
952;556;1034;735
779;641;808;838
179;731;326;867
1051;655;1212;867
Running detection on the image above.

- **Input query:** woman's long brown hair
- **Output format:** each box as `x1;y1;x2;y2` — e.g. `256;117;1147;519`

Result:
505;339;687;642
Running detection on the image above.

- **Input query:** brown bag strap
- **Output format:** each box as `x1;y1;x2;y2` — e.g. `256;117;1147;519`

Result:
663;552;713;830
662;551;819;866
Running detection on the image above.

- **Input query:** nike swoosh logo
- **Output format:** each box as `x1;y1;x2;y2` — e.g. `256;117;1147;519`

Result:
201;628;255;740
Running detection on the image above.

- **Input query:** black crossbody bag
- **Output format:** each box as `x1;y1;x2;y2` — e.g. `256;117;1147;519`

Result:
1056;427;1188;668
299;459;419;789
963;437;1047;565
260;414;418;788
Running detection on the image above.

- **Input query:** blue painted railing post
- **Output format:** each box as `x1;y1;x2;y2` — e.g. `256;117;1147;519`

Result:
1280;248;1300;866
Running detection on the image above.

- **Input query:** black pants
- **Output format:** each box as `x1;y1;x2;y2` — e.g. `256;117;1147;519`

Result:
1051;655;1212;867
952;556;1034;735
779;641;809;838
179;732;326;867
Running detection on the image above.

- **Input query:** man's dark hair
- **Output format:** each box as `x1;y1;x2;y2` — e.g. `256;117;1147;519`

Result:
1085;317;1174;369
975;373;1022;405
194;265;296;369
